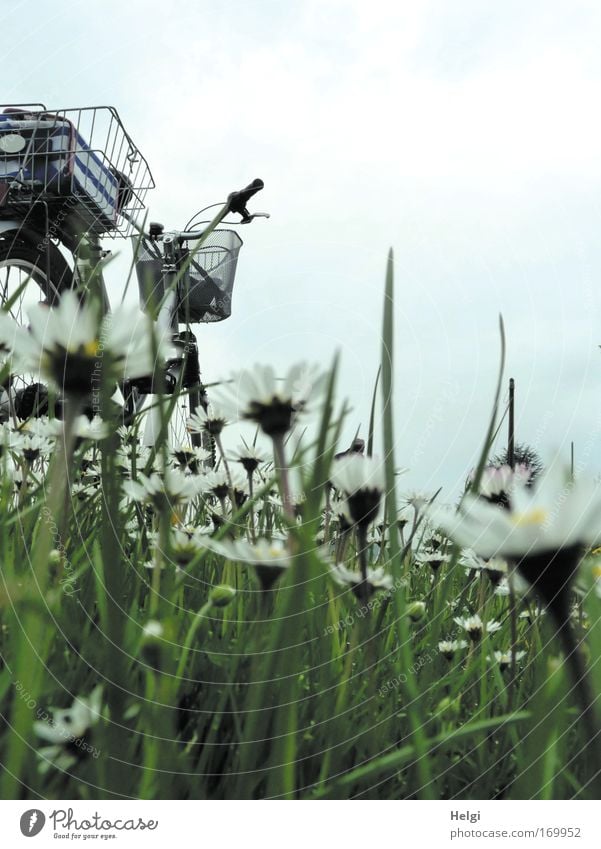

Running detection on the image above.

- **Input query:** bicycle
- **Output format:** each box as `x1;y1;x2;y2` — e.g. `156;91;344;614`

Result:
0;103;267;454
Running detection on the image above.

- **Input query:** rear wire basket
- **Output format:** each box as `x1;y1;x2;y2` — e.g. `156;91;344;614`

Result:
0;103;154;237
134;229;243;324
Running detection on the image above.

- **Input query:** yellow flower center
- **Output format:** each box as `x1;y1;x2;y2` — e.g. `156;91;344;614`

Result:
511;507;547;527
82;340;100;357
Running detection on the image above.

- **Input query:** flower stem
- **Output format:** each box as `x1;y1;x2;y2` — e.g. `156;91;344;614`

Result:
247;471;257;543
323;482;332;543
0;400;79;798
507;572;519;710
356;523;370;604
215;433;233;487
215;433;236;508
554;613;601;794
272;433;294;520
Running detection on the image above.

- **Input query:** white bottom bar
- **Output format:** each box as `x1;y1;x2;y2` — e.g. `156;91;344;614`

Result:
0;800;599;847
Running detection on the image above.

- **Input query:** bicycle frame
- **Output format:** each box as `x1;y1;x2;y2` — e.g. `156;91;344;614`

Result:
0;177;266;446
128;198;244;446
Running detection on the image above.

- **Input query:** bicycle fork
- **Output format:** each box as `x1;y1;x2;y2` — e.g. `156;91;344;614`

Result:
141;236;206;448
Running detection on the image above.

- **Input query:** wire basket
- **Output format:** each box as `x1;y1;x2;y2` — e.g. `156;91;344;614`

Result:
134;229;243;324
0;103;154;237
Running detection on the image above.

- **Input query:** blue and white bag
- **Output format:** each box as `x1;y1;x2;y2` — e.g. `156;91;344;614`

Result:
0;111;128;234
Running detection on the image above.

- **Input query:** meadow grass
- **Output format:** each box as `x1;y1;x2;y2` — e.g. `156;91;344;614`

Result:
0;254;600;800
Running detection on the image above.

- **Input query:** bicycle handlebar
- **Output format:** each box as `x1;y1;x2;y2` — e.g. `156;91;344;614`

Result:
138;178;266;245
226;178;264;222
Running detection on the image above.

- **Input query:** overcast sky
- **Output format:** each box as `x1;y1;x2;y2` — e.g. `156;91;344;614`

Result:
4;0;601;499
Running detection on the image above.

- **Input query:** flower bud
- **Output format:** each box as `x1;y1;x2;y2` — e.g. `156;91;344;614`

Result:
141;620;165;671
209;585;237;608
435;695;461;719
406;600;427;623
49;549;62;567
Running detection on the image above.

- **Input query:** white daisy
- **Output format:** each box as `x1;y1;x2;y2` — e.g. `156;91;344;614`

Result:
419;551;452;572
329;562;393;600
207;537;292;591
71;480;99;501
10;431;54;463
167;526;211;566
187;403;229;437
53;414;108;441
34;685;102;746
209;467;249;497
229;443;266;475
438;639;469;660
432;464;601;615
123;468;203;508
437;465;601;559
476;463;531;504
214;362;327;437
0;291;167;396
330;454;386;528
171;443;212;473
491;649;527;672
20;415;55;439
461;550;509;586
453;614;502;641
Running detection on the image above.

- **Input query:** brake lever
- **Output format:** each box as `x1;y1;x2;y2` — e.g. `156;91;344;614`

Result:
240;212;270;224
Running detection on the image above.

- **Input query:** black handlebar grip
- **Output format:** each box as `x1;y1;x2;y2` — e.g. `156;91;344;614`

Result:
227;178;264;217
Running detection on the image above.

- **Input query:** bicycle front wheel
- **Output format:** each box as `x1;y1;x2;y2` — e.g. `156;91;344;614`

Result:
140;334;215;466
172;335;215;464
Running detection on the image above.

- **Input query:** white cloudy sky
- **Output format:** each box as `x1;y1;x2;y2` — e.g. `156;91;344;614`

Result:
5;0;601;498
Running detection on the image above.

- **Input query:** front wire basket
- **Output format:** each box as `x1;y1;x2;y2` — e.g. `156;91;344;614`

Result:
134;229;243;324
0;104;154;238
